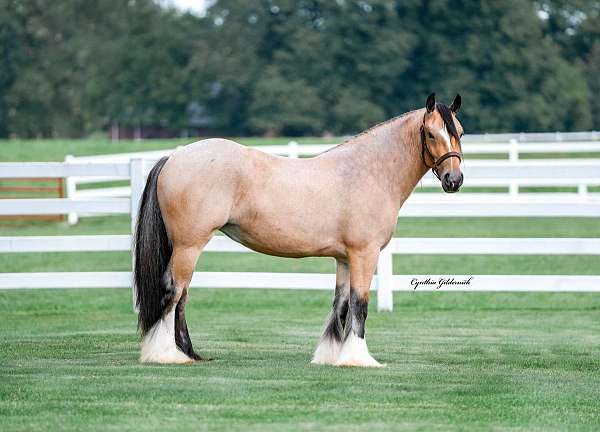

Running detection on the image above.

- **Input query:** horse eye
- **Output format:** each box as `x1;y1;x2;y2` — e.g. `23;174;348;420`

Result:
427;132;434;139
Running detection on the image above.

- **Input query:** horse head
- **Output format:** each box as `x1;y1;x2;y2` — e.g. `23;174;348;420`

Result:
421;93;464;193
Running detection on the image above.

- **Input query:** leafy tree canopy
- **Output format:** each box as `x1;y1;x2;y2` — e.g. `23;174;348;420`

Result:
0;0;597;138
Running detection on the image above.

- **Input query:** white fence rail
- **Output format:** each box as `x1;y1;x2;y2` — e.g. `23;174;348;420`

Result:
3;160;600;221
257;140;600;159
1;235;600;310
1;149;599;310
62;136;600;220
17;156;600;223
66;138;600;166
2;273;599;294
461;131;600;143
4;235;599;255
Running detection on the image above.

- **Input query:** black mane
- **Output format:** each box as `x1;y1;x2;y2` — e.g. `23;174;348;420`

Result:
435;103;459;141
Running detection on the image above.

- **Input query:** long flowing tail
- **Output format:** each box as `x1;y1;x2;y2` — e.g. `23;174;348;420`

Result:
134;156;172;335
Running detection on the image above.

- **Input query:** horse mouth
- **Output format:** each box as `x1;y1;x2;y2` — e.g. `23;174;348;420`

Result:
442;182;462;193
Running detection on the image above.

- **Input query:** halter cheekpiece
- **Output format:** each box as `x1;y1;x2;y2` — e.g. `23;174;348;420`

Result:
420;116;462;180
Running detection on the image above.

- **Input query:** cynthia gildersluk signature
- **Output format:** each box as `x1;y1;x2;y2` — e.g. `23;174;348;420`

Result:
410;276;473;290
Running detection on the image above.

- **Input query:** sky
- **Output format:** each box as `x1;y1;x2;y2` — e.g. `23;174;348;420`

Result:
166;0;208;15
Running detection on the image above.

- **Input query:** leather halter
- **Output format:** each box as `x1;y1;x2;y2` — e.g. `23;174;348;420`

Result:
420;119;462;180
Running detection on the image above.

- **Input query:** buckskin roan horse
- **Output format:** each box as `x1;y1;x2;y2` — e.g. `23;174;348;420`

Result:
134;93;464;367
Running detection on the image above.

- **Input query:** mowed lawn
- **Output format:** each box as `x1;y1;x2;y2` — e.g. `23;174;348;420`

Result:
1;138;600;430
1;216;599;431
0;289;599;431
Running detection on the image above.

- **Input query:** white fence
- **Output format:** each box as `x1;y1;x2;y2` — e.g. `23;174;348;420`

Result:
62;135;600;223
9;159;600;223
1;156;600;311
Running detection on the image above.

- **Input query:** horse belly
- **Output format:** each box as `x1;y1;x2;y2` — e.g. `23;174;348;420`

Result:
221;210;341;258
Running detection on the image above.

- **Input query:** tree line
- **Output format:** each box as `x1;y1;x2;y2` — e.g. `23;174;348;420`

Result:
0;0;598;138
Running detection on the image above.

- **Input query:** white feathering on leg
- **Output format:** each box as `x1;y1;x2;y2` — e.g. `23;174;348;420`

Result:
140;309;192;364
335;332;383;367
311;336;341;365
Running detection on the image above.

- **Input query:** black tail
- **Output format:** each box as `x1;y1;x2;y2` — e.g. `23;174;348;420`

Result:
134;156;172;335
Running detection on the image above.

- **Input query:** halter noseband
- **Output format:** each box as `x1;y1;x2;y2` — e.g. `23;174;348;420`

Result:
420;118;462;181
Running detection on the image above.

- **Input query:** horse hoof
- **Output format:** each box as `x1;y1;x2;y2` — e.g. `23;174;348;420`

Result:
192;353;214;362
140;348;194;364
311;337;341;365
334;333;384;368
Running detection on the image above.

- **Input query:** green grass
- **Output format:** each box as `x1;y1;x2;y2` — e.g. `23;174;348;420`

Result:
0;288;599;431
2;215;599;237
2;251;598;276
0;137;341;162
1;139;599;430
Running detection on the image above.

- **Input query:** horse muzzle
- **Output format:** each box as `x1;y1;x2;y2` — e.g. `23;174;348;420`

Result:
442;172;463;193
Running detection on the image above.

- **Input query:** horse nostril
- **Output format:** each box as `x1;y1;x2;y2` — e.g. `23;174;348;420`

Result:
444;173;450;184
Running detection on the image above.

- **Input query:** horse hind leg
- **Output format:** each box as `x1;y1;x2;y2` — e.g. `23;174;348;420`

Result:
140;243;205;364
174;285;207;361
312;259;350;365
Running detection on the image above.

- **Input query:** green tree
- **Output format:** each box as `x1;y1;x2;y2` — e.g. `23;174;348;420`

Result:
536;0;600;129
0;0;595;137
247;66;325;135
586;42;600;129
332;88;385;134
203;0;414;135
0;0;207;138
393;0;591;132
205;0;591;134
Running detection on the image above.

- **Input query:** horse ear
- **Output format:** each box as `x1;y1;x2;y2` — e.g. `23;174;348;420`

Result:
450;94;461;113
426;93;436;113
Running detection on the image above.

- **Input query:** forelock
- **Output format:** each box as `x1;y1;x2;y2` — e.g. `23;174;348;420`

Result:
435;103;459;141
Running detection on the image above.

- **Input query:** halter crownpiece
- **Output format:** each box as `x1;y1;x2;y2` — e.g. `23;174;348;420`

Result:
420;117;462;181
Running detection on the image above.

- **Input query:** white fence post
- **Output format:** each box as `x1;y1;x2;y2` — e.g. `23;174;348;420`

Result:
376;246;394;312
130;158;146;312
64;155;78;225
111;122;119;142
509;139;519;163
578;184;588;196
288;141;299;158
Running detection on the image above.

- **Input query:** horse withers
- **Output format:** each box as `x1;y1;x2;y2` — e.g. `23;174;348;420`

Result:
134;93;464;367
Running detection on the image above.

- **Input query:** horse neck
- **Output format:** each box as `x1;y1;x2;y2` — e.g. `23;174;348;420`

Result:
341;110;430;208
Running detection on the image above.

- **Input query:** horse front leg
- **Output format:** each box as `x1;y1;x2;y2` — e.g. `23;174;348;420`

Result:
335;247;383;367
311;259;350;365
